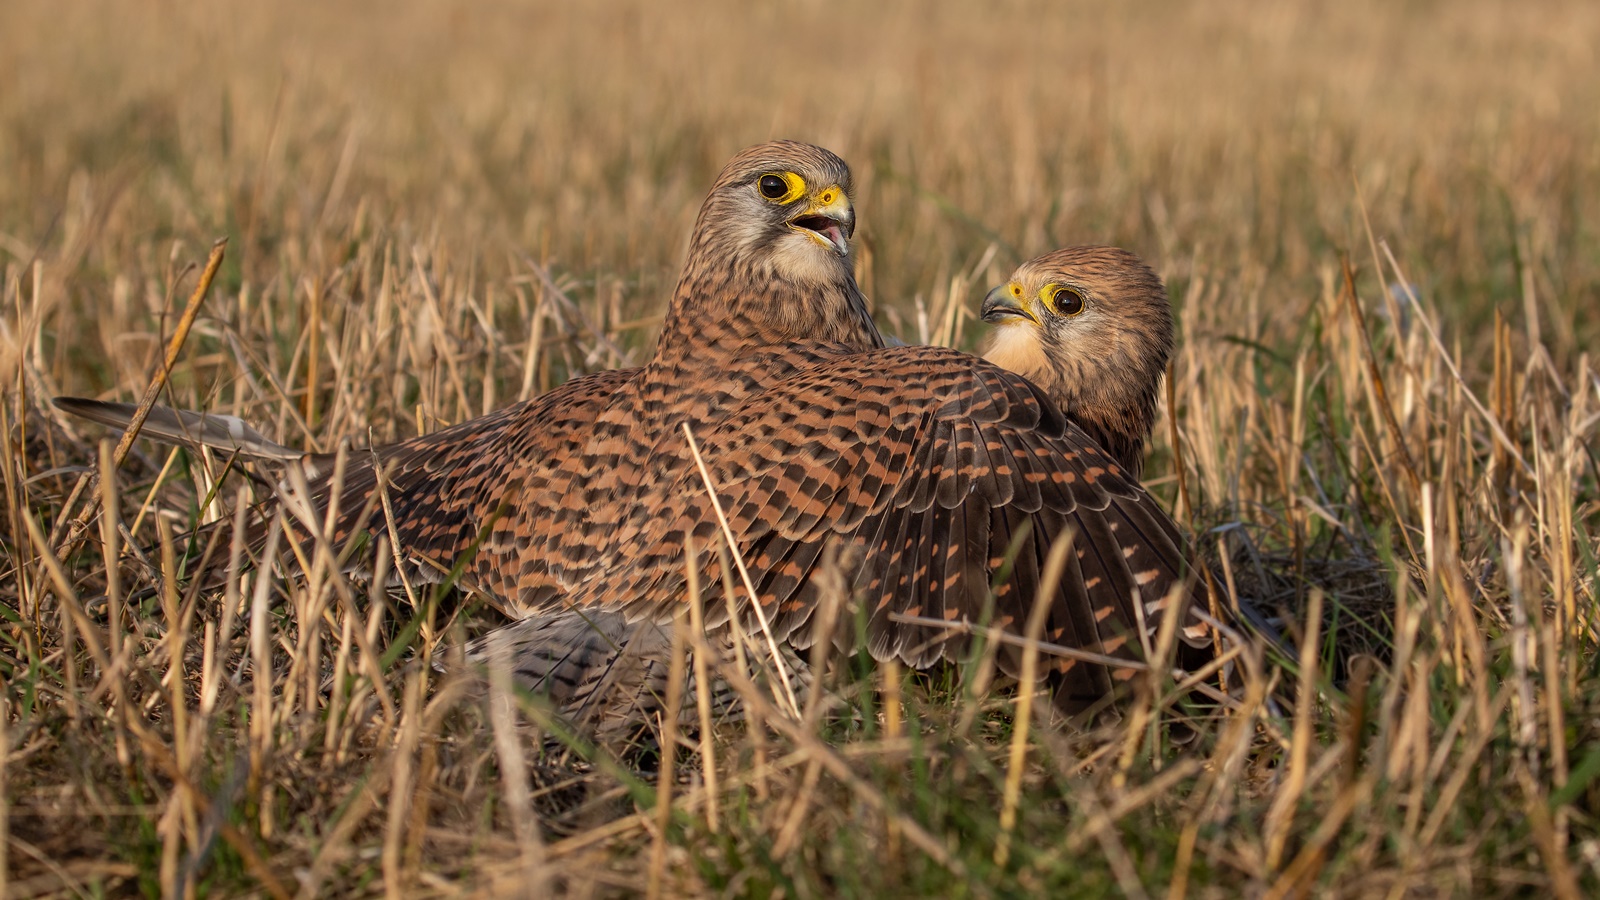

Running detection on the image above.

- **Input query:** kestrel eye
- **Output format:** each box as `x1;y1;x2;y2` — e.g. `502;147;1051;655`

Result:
1051;286;1086;316
758;174;789;200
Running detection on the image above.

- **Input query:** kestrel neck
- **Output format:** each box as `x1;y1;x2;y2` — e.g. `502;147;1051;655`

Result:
641;328;868;407
1070;411;1149;482
655;259;883;366
1020;360;1159;482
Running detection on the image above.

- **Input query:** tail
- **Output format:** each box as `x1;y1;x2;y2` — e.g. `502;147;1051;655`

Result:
456;609;816;740
53;397;307;462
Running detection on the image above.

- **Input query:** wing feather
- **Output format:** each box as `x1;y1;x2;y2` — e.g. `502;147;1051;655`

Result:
599;345;1209;701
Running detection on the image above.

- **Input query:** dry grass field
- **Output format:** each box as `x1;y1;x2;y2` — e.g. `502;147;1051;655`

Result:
4;0;1600;895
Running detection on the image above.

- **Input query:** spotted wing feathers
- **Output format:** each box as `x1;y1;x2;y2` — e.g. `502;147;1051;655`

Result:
562;345;1210;701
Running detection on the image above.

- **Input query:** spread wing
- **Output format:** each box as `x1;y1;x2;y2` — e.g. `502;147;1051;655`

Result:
57;370;643;608
581;346;1210;703
295;367;642;604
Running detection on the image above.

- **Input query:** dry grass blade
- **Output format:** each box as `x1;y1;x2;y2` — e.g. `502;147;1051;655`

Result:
0;680;7;900
1265;587;1323;870
683;533;721;834
1339;254;1422;496
888;612;1152;672
1379;240;1534;477
488;639;547;893
687;626;966;877
649;610;687;899
772;553;848;857
1517;763;1583;900
680;421;802;718
995;528;1074;867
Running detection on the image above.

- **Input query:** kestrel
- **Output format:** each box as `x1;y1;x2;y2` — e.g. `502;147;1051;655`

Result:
467;247;1217;728
58;143;1214;720
463;246;1216;716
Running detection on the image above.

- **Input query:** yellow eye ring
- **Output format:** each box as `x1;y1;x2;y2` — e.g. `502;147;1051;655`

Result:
1044;284;1086;317
756;171;806;204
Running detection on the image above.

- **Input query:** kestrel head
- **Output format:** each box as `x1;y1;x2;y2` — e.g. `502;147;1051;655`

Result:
697;140;854;268
980;246;1174;478
671;141;877;346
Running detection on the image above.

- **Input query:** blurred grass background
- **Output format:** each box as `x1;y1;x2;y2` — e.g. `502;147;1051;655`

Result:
4;0;1600;896
7;0;1598;380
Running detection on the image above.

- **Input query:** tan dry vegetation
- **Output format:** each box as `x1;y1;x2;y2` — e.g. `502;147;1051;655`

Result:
3;0;1600;896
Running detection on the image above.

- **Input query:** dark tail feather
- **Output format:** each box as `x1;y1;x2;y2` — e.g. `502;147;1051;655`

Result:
54;397;306;462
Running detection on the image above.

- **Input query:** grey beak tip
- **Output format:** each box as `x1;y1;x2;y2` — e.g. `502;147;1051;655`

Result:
979;288;1008;322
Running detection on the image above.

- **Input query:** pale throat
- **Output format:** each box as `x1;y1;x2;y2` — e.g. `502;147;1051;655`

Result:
983;326;1057;397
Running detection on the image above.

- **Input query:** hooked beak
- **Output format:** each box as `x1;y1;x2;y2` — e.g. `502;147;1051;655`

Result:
981;285;1037;324
788;189;854;256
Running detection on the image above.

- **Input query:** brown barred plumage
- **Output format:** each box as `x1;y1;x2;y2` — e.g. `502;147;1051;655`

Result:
57;145;1217;730
465;244;1217;716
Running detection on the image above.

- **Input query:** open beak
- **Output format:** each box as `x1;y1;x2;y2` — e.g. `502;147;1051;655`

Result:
981;285;1037;324
788;190;854;256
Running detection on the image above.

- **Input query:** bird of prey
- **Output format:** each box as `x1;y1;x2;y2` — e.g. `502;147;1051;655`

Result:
467;244;1221;728
441;175;1217;708
464;243;1209;714
58;142;1215;723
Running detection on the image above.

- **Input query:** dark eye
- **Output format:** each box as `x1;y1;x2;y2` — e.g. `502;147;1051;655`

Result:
1051;286;1086;316
758;174;788;200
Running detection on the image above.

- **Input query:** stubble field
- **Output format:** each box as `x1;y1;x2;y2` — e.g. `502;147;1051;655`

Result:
3;0;1600;895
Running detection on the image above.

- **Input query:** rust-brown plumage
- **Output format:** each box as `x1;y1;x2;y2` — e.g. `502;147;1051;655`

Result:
58;146;1215;720
461;240;1216;710
452;245;1219;725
